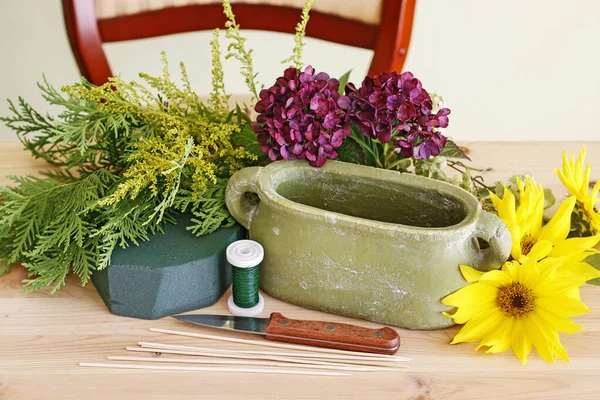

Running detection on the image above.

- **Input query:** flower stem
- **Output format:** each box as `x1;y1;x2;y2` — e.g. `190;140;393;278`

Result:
447;161;492;190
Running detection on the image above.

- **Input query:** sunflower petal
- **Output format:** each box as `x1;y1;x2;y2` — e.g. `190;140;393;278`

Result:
565;286;581;300
538;315;571;363
563;261;600;283
528;181;545;236
537;197;576;243
530;257;565;292
478;270;514;287
533;312;570;362
562;151;573;177
442;282;499;308
451;308;505;344
516;256;541;288
563;250;598;266
551;334;571;363
555;167;570;193
511;319;533;364
555;147;590;204
459;264;485;283
536;294;590;318
447;301;499;325
502;260;520;281
583;164;592;196
549;234;600;257
524;240;553;262
534;273;586;296
535;307;584;334
490;187;517;227
480;317;514;354
509;224;524;261
489;191;502;209
524;315;555;363
574;148;587;191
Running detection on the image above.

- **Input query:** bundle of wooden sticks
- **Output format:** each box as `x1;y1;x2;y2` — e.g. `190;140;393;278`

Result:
80;328;410;377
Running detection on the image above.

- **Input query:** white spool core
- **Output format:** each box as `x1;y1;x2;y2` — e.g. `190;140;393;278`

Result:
226;240;265;317
226;240;264;268
228;293;265;317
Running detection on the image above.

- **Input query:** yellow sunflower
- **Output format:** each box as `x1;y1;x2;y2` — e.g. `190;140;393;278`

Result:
442;242;600;364
555;146;600;235
490;177;600;262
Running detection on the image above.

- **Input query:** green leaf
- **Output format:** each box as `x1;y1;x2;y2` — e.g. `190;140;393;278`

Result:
349;124;379;167
336;136;364;165
224;109;235;123
231;124;266;160
543;188;556;210
235;103;243;125
584;253;600;285
387;158;412;171
440;140;471;160
338;70;352;95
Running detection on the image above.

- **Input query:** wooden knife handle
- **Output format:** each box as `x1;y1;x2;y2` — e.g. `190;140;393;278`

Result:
265;312;400;355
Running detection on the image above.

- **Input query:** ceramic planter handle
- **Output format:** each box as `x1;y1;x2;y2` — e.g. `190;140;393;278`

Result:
226;166;264;230
472;210;512;272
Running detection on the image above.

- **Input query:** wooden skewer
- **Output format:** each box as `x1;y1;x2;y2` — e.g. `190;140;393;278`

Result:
138;341;407;363
107;356;391;372
149;328;410;361
79;362;350;376
126;347;407;369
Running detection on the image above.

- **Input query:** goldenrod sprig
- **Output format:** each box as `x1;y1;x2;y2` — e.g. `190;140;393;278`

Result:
221;0;261;99
209;29;230;115
281;0;314;69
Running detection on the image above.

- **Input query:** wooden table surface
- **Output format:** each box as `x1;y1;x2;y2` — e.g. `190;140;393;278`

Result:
1;141;600;400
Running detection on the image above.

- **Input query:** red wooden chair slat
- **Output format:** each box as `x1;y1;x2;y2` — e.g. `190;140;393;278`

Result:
62;0;416;86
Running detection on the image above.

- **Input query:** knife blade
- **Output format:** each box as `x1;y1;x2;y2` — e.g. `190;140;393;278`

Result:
172;312;400;355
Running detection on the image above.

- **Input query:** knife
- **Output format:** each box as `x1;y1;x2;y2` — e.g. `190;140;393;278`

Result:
172;312;400;355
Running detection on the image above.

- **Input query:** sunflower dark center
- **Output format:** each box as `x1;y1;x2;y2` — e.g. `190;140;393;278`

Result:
497;283;536;318
520;234;535;256
511;294;526;308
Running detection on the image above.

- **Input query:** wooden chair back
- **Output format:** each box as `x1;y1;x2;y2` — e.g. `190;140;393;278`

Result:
62;0;416;86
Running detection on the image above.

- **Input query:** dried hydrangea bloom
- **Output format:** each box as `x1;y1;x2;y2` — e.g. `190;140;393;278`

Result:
252;66;350;167
342;71;451;159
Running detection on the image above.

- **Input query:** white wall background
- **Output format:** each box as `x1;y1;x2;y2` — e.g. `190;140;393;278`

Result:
1;0;599;142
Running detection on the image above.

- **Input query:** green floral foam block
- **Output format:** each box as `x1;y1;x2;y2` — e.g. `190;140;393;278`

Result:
92;214;246;319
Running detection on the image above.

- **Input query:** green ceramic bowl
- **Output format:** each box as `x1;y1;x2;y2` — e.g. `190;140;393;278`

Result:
226;160;511;329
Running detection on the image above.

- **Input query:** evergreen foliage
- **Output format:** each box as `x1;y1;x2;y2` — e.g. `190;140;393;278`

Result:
0;171;119;292
0;7;265;291
0;0;315;292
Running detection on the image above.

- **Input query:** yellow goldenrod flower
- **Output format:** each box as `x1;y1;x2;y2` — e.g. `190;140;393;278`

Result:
555;146;600;235
490;177;600;262
442;243;600;364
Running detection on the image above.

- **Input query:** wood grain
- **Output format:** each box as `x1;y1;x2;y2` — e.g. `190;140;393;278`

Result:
106;356;391;372
1;142;600;399
265;312;400;355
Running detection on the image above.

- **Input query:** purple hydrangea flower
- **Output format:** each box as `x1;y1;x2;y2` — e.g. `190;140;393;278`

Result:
251;66;350;167
341;71;451;159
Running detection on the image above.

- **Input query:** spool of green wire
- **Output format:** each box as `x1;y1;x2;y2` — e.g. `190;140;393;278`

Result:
231;265;260;308
226;240;265;317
